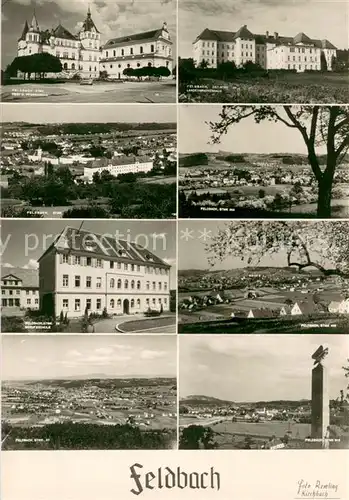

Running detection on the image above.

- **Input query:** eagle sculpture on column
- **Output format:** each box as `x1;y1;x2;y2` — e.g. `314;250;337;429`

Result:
312;345;329;365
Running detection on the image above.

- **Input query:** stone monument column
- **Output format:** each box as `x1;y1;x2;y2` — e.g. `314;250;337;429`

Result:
311;345;330;449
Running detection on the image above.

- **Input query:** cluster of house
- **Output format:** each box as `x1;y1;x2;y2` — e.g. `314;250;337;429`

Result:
2;130;176;182
179;290;349;319
181;403;310;423
181;166;315;189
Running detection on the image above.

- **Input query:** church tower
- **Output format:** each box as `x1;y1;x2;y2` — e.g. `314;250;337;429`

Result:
78;7;100;78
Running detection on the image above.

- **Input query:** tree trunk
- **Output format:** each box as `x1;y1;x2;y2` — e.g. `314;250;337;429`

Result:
317;178;333;218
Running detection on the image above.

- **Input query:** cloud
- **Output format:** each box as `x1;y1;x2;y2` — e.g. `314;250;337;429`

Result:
141;349;167;360
17;0;176;43
94;347;114;356
22;259;39;270
66;349;82;358
2;263;14;267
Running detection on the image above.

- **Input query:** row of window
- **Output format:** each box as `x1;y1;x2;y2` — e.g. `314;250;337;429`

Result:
2;298;38;306
288;55;319;62
81;32;99;39
56;51;99;62
105;45;155;58
288;64;319;70
107;62;160;69
62;274;168;291
85;42;99;49
289;47;315;53
63;296;167;311
2;289;37;295
2;280;21;286
26;34;40;42
60;254;168;275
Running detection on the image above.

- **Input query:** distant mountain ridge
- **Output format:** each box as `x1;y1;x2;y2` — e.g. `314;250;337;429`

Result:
180;395;311;407
179;151;349;164
4;376;176;385
179;266;325;277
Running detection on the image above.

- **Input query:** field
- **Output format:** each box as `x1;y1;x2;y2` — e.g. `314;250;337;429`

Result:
179;72;349;103
139;175;177;185
179;418;349;449
178;314;349;334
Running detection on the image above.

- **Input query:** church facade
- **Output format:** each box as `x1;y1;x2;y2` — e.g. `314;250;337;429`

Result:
193;25;337;72
17;9;173;79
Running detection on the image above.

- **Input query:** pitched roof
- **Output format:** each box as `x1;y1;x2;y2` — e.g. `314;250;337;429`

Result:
38;227;170;268
86;156;153;169
293;32;313;44
104;28;164;48
296;301;322;315
194;28;230;42
313;39;337;50
18;20;29;41
194;27;337;49
1;267;39;288
52;24;77;41
234;25;255;40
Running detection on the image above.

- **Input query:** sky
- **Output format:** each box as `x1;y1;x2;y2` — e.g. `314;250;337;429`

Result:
1;0;177;69
179;105;327;155
1;220;177;288
179;334;349;401
179;0;349;58
1;103;177;124
178;220;337;271
1;334;177;379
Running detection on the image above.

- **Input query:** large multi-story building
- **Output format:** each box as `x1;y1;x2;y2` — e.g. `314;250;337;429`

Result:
17;9;173;79
193;25;337;72
38;227;171;318
1;268;39;311
18;8;101;79
83;156;154;182
101;24;173;78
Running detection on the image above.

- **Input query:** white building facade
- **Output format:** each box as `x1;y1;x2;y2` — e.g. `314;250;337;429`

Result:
193;25;337;72
17;10;173;79
18;9;101;79
38;227;171;318
83;157;154;182
1;270;39;310
101;23;173;78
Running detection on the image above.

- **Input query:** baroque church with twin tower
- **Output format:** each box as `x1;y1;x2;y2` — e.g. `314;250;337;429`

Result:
17;8;173;79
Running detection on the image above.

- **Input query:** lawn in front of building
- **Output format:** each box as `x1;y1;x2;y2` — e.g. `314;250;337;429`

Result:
179;71;349;103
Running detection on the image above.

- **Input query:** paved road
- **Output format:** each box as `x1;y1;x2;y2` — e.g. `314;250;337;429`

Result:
93;315;176;334
1;81;176;103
